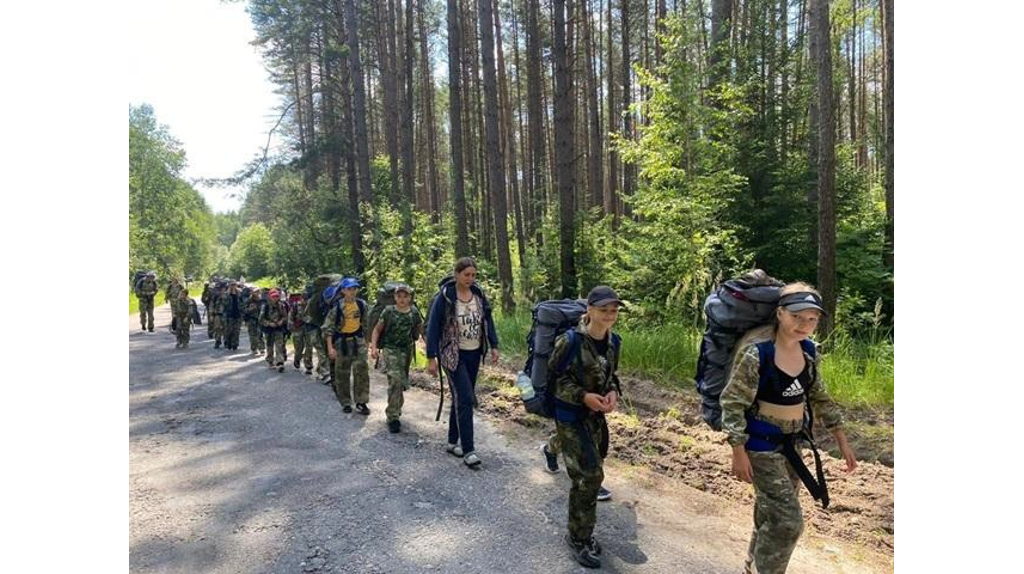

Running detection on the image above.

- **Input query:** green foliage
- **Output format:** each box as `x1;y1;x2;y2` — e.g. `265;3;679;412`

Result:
227;222;274;280
129;104;218;282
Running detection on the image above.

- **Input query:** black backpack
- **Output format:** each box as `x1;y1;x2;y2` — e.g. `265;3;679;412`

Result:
694;269;784;430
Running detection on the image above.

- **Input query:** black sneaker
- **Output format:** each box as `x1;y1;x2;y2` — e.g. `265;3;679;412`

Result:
294;362;301;370
342;405;353;413
355;403;370;416
586;536;603;555
305;368;313;375
565;534;601;569
277;364;285;373
388;420;401;433
542;444;560;474
597;486;612;502
148;328;154;333
214;342;221;349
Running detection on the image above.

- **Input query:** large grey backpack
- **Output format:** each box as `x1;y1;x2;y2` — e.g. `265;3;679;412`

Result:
695;269;783;430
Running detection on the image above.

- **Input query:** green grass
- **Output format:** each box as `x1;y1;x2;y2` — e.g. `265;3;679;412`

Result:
128;290;167;315
492;310;894;408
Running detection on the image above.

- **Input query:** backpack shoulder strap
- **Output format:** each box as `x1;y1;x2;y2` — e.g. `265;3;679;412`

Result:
554;330;582;375
755;341;776;391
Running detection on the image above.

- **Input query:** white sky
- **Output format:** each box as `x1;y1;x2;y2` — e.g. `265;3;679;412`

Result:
128;0;282;213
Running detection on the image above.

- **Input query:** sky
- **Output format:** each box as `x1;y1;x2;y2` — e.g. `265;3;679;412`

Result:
128;0;283;213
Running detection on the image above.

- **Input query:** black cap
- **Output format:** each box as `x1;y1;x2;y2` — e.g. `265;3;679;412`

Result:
778;291;827;315
587;285;625;308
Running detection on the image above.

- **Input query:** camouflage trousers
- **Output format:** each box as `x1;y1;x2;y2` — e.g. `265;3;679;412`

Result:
138;296;155;330
743;450;804;574
554;414;609;541
265;330;287;366
224;317;242;349
381;347;412;422
174;314;191;346
246;320;265;352
291;329;313;369
210;315;224;344
333;335;369;406
309;329;330;377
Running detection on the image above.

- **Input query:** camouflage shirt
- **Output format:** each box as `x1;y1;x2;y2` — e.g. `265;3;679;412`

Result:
208;292;225;315
138;278;158;298
376;305;423;351
171;296;191;317
288;301;306;332
720;343;845;447
259;301;289;330
548;323;621;407
244;297;262;321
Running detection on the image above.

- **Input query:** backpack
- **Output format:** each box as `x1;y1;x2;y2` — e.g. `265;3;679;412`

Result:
287;294;305;330
132;271;147;295
423;275;454;330
307;273;343;325
369;281;410;331
190;299;202;325
694;269;785;430
517;299;604;418
331;297;368;337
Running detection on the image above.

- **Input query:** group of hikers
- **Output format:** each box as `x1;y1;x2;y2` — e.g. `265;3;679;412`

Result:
133;259;858;572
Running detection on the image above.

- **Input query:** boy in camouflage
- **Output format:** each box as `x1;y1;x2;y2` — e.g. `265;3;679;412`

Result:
208;283;226;348
136;272;158;332
244;288;266;355
547;286;625;569
171;288;192;348
323;278;371;415
720;282;857;574
222;282;244;350
368;284;423;433
289;294;314;375
260;288;289;372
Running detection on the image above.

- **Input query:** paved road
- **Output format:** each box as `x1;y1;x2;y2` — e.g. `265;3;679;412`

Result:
129;303;888;573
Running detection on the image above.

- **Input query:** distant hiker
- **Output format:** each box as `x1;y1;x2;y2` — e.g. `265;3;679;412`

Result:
260;288;289;372
289;292;314;375
171;288;193;348
208;282;226;349
166;278;183;333
425;257;499;469
244;288;266;355
720;282;857;574
136;271;158;332
545;286;624;569
323;278;371;415
368;283;423;433
222;282;244;351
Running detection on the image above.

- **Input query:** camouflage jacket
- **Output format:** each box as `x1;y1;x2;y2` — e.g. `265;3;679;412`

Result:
171;297;191;317
166;283;182;302
720;342;845;447
288;301;306;332
376;305;423;351
259;300;289;331
548;323;621;408
243;297;262;322
138;278;158;298
208;292;225;315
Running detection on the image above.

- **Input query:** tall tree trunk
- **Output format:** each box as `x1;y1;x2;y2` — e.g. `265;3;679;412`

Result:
621;0;634;218
526;0;546;246
478;0;516;309
399;0;417;274
606;0;619;220
417;0;442;221
553;0;577;297
448;0;471;256
343;0;374;272
810;0;836;335
882;0;894;320
494;0;528;269
375;0;402;205
710;0;733;89
584;0;604;210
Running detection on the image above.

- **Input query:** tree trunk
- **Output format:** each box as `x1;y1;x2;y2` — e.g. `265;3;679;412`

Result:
398;0;417;274
494;0;528;269
584;0;604;210
710;0;733;88
478;0;516;309
606;0;619;220
882;0;894;320
526;0;546;246
553;0;577;298
621;0;634;218
811;0;836;335
448;0;471;257
417;0;442;221
343;0;373;271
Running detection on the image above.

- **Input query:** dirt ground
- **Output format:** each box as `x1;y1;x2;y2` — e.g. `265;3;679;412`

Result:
411;359;895;555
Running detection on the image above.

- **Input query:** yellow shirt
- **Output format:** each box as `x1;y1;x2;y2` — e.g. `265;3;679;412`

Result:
341;300;361;334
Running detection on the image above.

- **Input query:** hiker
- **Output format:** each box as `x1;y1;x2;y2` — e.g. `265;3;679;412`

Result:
289;293;314;375
543;286;624;569
166;278;183;334
368;283;423;433
136;271;158;332
222;282;244;351
171;288;192;348
208;282;227;348
323;278;371;415
425;257;499;469
720;282;857;574
260;288;289;372
244;288;266;355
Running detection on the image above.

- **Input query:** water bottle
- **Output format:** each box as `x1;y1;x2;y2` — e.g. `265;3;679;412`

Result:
515;371;535;401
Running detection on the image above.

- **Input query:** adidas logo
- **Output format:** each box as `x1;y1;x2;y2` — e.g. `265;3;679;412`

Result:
804;295;817;302
782;380;804;397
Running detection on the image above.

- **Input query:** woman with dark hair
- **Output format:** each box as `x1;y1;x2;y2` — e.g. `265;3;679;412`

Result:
425;257;499;468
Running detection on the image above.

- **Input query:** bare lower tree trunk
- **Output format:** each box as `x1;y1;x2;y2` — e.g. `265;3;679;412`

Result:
343;0;374;271
494;0;527;269
882;0;894;320
448;0;471;257
478;0;515;309
554;0;577;297
417;0;442;221
811;0;836;336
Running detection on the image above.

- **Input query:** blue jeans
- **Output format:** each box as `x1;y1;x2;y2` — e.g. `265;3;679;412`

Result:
446;349;482;454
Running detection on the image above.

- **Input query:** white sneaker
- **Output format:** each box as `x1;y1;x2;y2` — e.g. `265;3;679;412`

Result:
445;444;464;458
